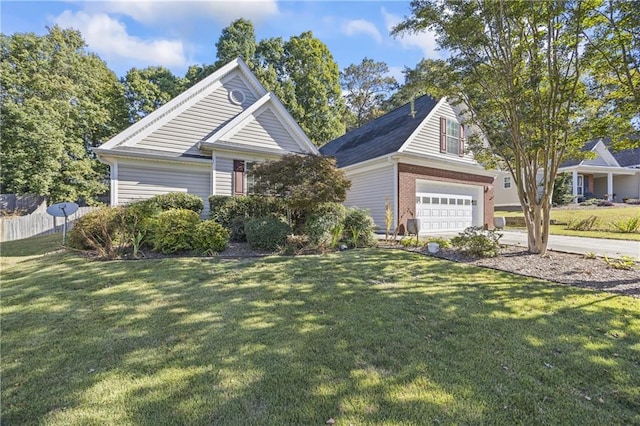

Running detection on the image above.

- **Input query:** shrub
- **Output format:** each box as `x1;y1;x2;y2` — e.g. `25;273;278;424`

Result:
227;215;249;242
304;202;347;248
244;216;292;251
611;216;640;233
400;237;424;247
151;192;204;214
451;226;502;258
624;198;640;205
149;209;200;254
567;215;598;231
67;207;125;258
597;200;614;207
193;220;229;254
209;195;286;231
552;173;574;206
343;208;377;248
425;236;452;249
604;255;637;270
283;234;311;255
580;198;600;206
208;195;230;221
121;199;160;241
251;154;351;213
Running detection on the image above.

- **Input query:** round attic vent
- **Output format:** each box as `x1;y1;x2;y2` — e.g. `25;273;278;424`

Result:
229;89;245;105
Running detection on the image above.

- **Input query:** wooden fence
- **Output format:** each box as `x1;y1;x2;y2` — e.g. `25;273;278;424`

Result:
0;207;98;242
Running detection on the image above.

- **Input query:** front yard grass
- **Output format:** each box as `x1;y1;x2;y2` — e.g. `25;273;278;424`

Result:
496;206;640;241
2;247;639;424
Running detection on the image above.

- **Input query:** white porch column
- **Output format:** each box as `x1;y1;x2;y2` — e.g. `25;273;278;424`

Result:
607;172;613;201
211;153;217;196
572;170;579;203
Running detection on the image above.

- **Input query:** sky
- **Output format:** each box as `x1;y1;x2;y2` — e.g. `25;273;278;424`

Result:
1;0;443;83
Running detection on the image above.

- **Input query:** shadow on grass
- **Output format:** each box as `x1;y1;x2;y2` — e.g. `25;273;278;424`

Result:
2;249;639;424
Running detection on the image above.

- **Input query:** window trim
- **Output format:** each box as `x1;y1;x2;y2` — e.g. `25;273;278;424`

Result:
440;117;465;157
233;160;255;195
504;176;512;189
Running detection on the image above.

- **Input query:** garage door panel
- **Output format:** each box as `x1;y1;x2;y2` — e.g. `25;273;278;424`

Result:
416;191;473;232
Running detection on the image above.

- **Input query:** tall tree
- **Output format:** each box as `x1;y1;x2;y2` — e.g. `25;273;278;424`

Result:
394;0;602;255
340;57;398;129
1;26;128;204
122;66;185;122
583;0;640;148
283;32;345;145
215;18;257;68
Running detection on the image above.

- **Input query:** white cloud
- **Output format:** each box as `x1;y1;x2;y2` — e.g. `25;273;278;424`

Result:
342;19;382;44
92;0;279;26
381;7;441;59
54;11;187;69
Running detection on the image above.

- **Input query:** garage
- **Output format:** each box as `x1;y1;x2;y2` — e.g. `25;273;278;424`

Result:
415;192;475;232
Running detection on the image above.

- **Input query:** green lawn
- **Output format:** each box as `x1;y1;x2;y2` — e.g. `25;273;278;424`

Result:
2;244;639;424
496;206;640;241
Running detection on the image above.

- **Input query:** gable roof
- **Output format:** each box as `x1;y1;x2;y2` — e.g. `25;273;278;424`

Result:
95;58;317;159
319;94;439;167
561;136;640;168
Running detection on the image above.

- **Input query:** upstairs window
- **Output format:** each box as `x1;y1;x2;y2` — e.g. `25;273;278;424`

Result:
504;176;512;189
440;117;464;156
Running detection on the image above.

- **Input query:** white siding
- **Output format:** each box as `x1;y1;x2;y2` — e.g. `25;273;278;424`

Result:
583;155;609;166
117;161;212;216
215;157;233;195
615;175;640;200
136;74;257;156
227;109;302;153
344;164;395;230
403;101;476;164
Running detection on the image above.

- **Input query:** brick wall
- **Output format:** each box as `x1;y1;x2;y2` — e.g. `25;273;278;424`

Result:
397;163;495;231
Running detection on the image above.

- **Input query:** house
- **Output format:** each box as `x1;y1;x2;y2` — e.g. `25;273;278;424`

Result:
94;58;318;217
559;139;640;202
494;138;640;207
319;95;496;235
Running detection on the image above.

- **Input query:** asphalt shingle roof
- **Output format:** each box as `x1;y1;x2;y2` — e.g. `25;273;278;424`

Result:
320;95;439;167
561;136;640;168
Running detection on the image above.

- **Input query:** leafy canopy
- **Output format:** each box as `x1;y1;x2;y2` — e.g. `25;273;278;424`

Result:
341;57;398;129
250;154;351;212
0;26;128;203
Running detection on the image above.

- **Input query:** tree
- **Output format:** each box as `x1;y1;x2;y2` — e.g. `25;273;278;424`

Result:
283;32;346;145
383;59;453;111
251;154;351;214
340;57;398;129
215;18;257;68
583;0;640;149
1;26;128;204
394;0;603;254
122;66;185;122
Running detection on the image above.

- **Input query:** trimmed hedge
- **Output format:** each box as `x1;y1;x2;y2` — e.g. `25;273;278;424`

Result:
304;202;347;248
149;209;200;254
343;208;377;248
193;220;229;253
245;216;291;251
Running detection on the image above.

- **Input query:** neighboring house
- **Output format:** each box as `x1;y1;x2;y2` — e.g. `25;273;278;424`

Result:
559;139;640;202
319;95;496;235
495;138;640;207
94;58;318;217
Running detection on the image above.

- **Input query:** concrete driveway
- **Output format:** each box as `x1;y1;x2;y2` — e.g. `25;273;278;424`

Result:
498;230;640;260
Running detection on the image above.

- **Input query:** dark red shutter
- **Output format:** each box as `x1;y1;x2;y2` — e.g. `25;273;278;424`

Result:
440;117;447;153
459;124;465;157
233;160;245;195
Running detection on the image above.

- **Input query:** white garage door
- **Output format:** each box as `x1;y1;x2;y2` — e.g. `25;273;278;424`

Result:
416;192;474;232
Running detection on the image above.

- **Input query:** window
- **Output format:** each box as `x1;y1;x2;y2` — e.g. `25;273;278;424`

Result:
577;175;583;196
440;117;464;156
233;160;255;195
504;176;512;189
